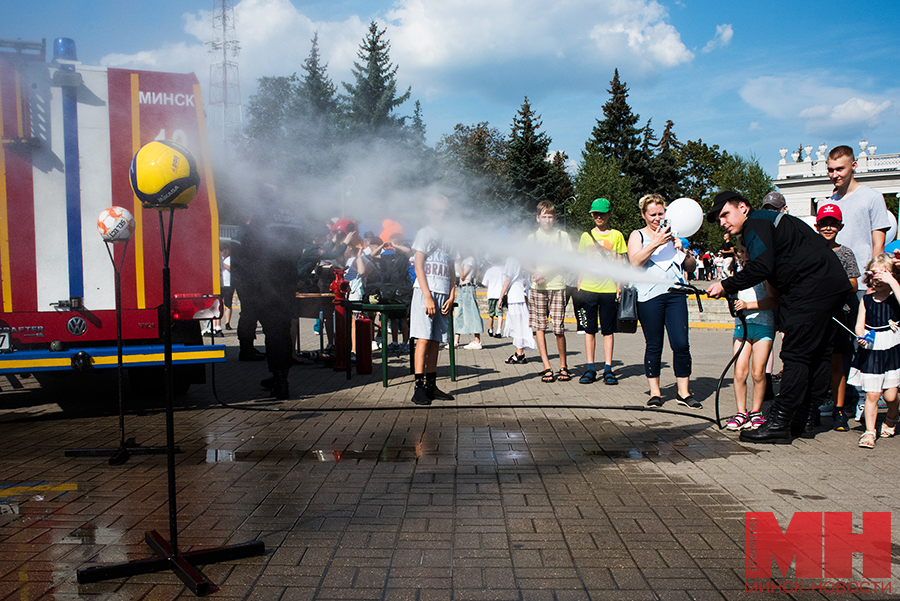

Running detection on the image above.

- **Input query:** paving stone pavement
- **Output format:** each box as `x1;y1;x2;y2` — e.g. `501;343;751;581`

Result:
1;316;899;600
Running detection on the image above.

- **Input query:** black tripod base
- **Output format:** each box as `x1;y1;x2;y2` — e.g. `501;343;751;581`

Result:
65;438;177;466
76;530;265;596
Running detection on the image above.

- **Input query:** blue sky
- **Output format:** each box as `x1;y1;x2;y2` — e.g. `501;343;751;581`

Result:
6;0;900;178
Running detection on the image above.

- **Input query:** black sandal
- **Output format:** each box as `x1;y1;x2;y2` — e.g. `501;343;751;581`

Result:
505;353;527;364
540;368;556;383
556;368;573;382
602;371;618;385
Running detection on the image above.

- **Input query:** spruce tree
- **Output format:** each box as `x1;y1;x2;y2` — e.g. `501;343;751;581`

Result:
298;33;339;118
506;96;554;215
647;119;683;201
342;22;411;134
548;151;576;227
584;70;642;173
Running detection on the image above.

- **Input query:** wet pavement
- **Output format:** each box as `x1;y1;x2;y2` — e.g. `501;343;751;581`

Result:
2;316;899;600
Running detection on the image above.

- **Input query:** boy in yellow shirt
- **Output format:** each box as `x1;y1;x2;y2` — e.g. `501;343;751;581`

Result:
576;198;627;384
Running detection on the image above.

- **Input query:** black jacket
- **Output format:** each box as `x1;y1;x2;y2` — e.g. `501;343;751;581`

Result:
722;209;852;313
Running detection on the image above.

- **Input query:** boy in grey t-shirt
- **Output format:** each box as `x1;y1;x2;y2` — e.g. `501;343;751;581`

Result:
409;194;457;406
826;145;891;289
815;203;860;430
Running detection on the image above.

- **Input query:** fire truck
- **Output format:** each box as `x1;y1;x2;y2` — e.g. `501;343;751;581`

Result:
0;38;225;391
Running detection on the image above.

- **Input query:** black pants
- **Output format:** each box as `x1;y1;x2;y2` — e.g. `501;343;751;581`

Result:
777;295;844;416
260;303;293;372
237;289;262;344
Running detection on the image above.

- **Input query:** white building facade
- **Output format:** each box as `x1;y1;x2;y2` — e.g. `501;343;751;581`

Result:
773;141;900;222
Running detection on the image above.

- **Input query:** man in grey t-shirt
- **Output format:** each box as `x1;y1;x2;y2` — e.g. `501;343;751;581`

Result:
826;145;892;290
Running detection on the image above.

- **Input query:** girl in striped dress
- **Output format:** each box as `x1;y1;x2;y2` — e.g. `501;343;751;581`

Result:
852;254;900;448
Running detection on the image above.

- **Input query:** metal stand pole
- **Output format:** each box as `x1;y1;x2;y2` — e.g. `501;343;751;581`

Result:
76;209;264;595
65;237;171;465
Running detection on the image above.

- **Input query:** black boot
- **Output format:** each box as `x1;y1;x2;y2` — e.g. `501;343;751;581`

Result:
740;403;794;444
763;373;776;402
425;372;454;401
271;370;289;400
791;403;817;439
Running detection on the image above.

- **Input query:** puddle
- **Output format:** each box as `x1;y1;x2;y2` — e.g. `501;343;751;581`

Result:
579;448;674;459
206;447;419;463
59;524;121;545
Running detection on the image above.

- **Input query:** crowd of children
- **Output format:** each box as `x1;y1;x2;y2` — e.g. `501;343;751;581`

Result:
286;189;899;448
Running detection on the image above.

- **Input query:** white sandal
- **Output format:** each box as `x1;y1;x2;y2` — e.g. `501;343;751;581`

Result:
880;417;898;438
859;431;877;449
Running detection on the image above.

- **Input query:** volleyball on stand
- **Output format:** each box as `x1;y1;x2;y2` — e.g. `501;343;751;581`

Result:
97;206;135;243
129;140;200;208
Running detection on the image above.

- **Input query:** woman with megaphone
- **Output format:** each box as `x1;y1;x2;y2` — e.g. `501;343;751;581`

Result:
627;194;699;409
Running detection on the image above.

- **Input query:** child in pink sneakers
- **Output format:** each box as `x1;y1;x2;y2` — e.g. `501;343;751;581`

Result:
725;246;778;431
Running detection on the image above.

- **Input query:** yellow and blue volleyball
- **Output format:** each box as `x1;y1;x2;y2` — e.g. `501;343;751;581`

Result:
129;140;200;208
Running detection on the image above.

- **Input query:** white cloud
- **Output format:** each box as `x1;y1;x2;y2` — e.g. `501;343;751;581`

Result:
829;97;891;123
748;121;760;131
701;23;733;54
741;74;895;133
100;0;694;103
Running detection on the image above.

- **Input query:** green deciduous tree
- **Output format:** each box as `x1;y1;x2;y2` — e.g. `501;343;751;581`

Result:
436;122;514;217
243;74;300;171
573;154;640;237
713;153;773;208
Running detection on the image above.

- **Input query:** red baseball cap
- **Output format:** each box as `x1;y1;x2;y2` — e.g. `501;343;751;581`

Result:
331;218;357;233
816;204;842;223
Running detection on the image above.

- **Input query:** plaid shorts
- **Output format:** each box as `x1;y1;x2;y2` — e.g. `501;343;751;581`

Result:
528;288;566;335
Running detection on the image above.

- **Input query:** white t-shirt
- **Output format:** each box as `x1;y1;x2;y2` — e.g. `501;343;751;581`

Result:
411;225;457;295
457;255;477;284
221;255;231;287
502;257;527;304
481;265;504;299
831;184;892;289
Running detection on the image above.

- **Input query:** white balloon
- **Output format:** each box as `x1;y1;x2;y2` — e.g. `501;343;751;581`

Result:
885;211;897;244
665;197;703;238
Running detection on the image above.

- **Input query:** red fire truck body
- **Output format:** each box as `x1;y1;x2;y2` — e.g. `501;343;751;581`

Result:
0;39;224;379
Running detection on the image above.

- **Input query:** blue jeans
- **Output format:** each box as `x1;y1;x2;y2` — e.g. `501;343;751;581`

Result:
637;293;691;379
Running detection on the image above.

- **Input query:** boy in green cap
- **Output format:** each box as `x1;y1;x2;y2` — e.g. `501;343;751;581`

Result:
576;198;628;384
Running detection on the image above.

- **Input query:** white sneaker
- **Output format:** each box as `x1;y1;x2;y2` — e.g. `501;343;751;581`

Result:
371;340;381;351
463;341;482;350
855;401;865;422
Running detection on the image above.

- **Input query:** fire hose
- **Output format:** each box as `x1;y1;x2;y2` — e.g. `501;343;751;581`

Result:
667;283;745;429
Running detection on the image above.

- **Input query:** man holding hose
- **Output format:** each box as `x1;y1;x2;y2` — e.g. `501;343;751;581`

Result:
705;191;852;444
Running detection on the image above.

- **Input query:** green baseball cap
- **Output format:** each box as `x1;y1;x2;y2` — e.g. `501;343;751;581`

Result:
590;198;611;213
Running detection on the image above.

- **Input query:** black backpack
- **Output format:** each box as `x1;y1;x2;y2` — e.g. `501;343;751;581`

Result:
367;252;413;305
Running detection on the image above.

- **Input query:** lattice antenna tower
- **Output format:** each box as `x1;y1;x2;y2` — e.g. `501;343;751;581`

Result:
206;0;243;152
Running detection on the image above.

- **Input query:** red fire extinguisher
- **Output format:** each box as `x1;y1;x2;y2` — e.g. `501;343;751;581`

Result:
330;268;348;372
